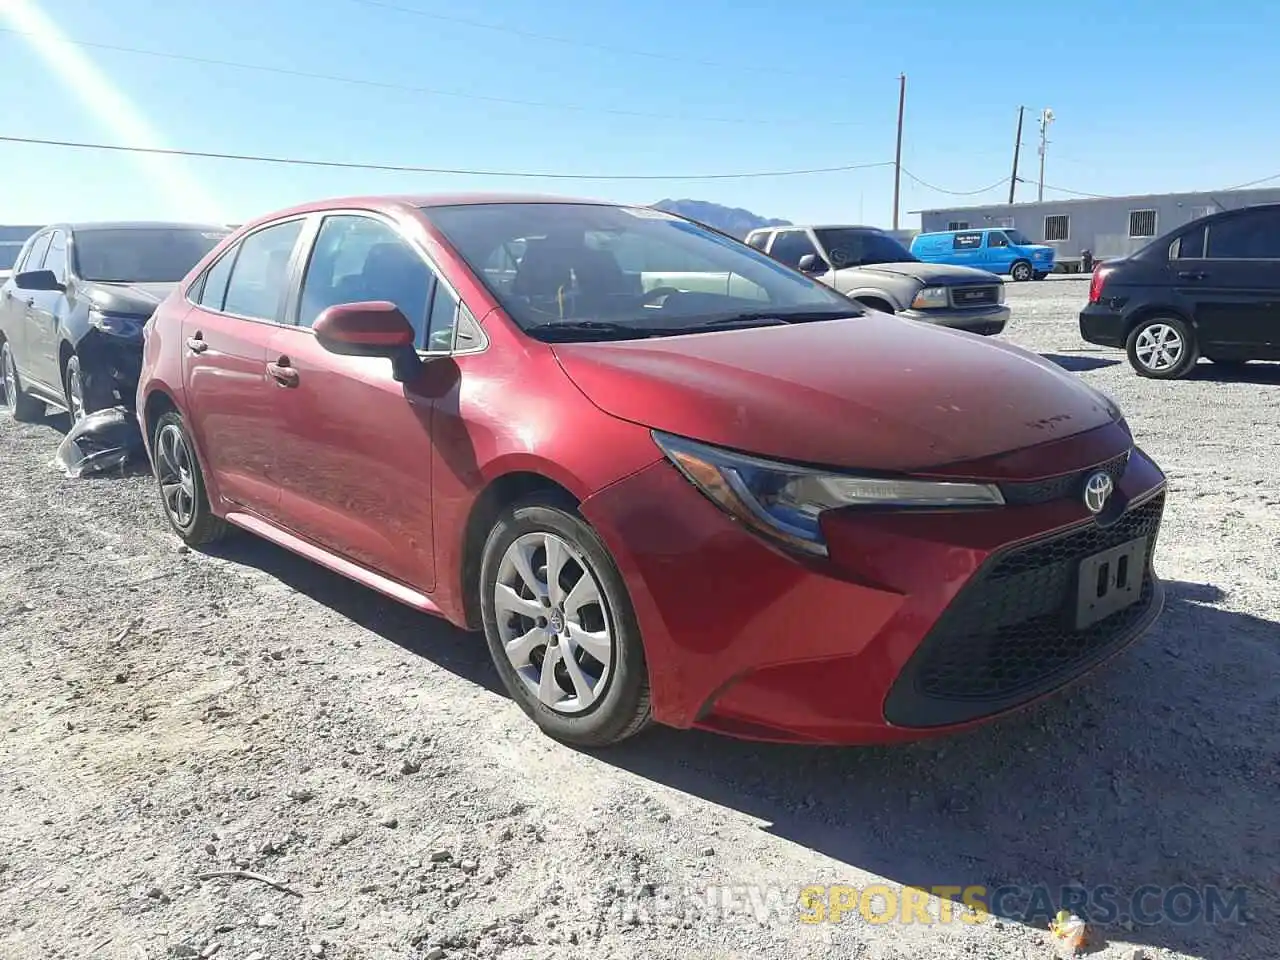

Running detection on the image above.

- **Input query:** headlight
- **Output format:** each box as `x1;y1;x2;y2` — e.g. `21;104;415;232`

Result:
89;309;146;338
910;287;949;310
653;431;1005;556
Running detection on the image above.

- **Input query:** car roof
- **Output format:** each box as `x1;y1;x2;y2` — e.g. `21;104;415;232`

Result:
750;224;887;233
247;193;623;220
53;221;233;233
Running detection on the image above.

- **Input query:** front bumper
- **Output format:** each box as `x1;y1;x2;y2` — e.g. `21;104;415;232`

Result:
579;423;1166;744
1079;303;1127;348
902;303;1010;336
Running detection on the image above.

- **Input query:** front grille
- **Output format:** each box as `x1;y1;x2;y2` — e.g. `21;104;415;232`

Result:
883;491;1165;728
999;450;1131;506
949;285;1000;307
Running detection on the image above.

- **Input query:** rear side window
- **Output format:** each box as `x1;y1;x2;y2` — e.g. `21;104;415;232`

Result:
197;249;237;311
222;220;304;322
24;232;52;271
1206;210;1280;259
952;232;983;250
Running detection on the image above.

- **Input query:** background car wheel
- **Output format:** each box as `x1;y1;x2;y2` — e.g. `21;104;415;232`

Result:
854;297;894;314
1;340;44;422
1010;260;1033;282
1033;271;1049;281
479;493;652;748
151;411;226;546
1126;316;1198;379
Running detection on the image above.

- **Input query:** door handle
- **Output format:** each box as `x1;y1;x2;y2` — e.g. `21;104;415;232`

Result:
266;359;299;388
186;335;208;354
1177;271;1208;281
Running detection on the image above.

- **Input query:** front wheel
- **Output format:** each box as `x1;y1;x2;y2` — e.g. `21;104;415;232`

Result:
479;494;652;747
1126;316;1198;379
151;411;226;546
1010;260;1033;282
62;355;113;425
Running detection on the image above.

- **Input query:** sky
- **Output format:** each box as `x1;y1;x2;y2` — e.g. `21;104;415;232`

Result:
1;0;1278;229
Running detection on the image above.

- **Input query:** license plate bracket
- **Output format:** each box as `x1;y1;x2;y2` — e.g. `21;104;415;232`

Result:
1075;537;1147;629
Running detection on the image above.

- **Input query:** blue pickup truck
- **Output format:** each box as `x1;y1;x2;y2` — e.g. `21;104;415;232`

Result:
910;227;1055;281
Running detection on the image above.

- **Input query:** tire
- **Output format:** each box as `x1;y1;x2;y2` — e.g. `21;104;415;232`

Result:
151;410;226;546
1;340;44;422
479;493;652;748
62;354;114;425
1125;315;1198;379
1010;260;1033;282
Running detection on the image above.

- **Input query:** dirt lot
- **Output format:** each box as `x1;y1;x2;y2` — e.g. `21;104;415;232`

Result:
2;277;1277;960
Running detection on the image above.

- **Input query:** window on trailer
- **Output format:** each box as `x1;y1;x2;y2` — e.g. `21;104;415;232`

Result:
946;220;970;230
1129;210;1157;239
1044;215;1070;242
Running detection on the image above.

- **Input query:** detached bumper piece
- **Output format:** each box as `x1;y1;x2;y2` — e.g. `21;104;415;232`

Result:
884;491;1166;728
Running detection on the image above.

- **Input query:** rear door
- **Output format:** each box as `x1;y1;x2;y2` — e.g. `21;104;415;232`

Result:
1172;209;1280;355
949;231;984;268
262;211;454;592
181;217;306;516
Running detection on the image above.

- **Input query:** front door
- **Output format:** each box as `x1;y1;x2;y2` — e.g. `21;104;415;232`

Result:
983;230;1015;274
180;217;306;516
1173;209;1280;355
263;212;458;593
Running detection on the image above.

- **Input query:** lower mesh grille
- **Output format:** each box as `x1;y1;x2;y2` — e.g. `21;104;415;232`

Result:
883;491;1165;728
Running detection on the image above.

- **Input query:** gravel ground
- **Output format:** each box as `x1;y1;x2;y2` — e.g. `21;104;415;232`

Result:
1;276;1277;960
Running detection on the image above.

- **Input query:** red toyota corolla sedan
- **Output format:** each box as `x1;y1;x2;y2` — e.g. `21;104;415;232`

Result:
136;194;1167;747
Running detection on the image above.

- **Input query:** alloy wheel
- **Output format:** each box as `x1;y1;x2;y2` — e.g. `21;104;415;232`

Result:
155;423;197;528
66;366;86;424
493;531;613;714
1134;323;1184;373
1;345;15;414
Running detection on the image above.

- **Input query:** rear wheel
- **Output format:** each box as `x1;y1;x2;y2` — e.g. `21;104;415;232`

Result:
1010;260;1033;282
479;494;652;747
151;411;226;546
1126;315;1198;379
1;340;44;422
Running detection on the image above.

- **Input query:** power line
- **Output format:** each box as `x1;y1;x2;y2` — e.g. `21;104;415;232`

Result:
0;26;861;127
1222;171;1280;191
346;0;824;79
900;168;1011;196
0;134;895;181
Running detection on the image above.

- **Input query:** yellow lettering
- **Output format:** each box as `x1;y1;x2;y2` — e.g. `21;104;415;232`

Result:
797;885;826;924
828;885;859;924
900;886;933;924
860;884;897;925
932;886;962;923
961;886;989;924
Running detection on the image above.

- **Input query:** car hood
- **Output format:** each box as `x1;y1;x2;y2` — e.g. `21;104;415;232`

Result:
78;281;176;316
552;314;1117;473
842;261;1001;285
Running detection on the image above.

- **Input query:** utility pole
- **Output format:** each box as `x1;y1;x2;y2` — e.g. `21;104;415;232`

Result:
1037;107;1054;202
1008;106;1025;204
892;73;905;230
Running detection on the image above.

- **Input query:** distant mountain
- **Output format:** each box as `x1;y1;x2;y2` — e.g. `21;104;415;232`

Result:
651;199;791;239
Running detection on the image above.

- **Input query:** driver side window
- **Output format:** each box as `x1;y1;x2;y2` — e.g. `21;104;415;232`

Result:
987;232;1009;248
768;231;821;268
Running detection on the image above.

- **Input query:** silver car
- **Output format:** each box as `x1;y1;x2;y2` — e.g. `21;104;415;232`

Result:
745;224;1010;335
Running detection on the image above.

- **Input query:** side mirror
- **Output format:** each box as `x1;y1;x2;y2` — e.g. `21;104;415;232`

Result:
797;254;827;274
15;269;64;292
313;301;422;382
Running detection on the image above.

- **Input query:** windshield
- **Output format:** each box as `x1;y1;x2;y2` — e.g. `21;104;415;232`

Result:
1005;229;1035;246
73;228;229;283
423;202;859;341
813;228;917;267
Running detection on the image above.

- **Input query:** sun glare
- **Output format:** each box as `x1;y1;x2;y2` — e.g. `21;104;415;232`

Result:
2;0;224;222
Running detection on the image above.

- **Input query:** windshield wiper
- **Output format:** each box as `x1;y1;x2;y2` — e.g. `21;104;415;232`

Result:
524;320;663;342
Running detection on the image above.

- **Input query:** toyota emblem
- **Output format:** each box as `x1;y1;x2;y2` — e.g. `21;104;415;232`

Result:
1083;471;1114;515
